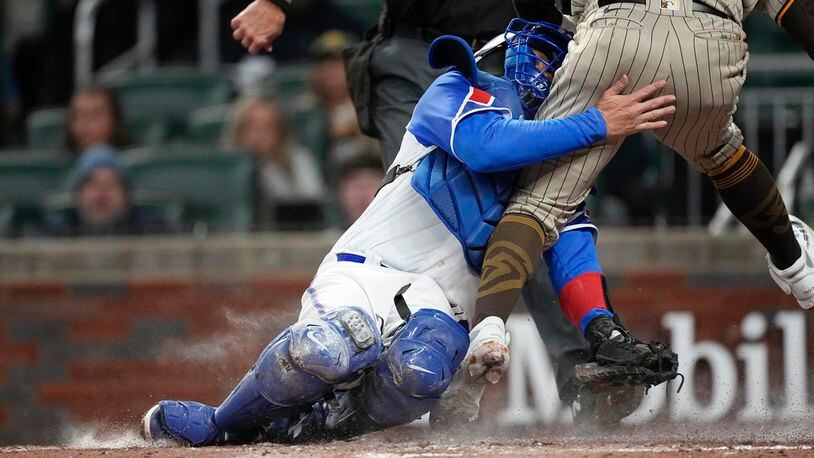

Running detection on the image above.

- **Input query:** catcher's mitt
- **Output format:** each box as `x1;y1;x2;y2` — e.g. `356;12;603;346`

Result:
573;340;682;394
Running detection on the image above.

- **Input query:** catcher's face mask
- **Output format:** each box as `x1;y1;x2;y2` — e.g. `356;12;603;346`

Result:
504;18;573;117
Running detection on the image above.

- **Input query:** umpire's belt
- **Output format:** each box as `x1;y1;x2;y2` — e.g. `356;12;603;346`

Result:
597;0;732;20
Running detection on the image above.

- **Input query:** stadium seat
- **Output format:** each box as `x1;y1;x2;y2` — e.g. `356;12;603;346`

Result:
290;108;329;164
123;145;255;232
0;151;74;236
109;70;234;144
268;64;311;100
26;108;67;148
187;104;231;144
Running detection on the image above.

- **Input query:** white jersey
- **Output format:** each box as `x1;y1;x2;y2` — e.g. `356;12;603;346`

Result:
302;69;527;331
300;260;458;341
302;131;477;331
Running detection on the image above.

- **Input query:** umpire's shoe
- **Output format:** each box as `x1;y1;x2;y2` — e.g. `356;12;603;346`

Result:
768;215;814;310
142;400;248;446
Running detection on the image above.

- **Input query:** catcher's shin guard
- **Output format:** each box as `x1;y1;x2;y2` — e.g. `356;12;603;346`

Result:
214;307;382;436
350;309;469;429
142;400;246;446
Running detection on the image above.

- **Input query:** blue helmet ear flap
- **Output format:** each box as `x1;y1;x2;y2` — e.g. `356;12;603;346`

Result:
428;35;479;86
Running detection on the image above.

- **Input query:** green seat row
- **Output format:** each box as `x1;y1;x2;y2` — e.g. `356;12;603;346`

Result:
26;108;67;148
25;71;234;148
26;66;320;147
110;70;234;145
0;151;73;236
0;146;255;237
123;145;255;233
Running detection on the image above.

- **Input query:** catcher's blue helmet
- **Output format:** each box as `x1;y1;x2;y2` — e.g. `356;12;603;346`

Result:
504;18;573;117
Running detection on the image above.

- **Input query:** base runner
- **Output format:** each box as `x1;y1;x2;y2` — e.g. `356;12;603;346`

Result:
469;0;814;379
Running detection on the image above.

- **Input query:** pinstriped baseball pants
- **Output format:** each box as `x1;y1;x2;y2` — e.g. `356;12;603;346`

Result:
508;2;748;247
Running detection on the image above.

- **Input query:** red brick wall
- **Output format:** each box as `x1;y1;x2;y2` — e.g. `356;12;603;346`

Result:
0;276;307;444
0;271;801;444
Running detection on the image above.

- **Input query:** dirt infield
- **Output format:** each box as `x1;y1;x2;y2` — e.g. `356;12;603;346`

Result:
2;423;813;457
2;442;812;458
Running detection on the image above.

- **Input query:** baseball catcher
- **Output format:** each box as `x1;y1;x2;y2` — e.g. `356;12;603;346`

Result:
140;20;677;446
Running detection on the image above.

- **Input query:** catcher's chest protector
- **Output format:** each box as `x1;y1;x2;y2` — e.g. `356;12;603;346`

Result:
411;148;517;273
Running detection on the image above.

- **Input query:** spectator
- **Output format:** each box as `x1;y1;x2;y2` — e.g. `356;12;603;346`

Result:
335;153;383;227
65;86;128;155
44;145;167;236
225;96;324;203
303;30;378;169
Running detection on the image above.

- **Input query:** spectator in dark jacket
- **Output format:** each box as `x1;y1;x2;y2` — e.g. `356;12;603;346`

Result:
44;146;167;236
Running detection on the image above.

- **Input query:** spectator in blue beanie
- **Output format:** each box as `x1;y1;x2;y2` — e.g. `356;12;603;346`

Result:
44;146;167;236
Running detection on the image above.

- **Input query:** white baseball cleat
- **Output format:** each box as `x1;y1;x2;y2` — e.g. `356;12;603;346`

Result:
429;316;509;428
768;215;814;310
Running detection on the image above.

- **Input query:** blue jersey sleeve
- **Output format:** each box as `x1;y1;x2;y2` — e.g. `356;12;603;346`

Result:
408;69;607;174
407;71;513;154
451;108;607;173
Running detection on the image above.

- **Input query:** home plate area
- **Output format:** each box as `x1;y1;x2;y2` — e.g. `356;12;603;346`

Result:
2;423;813;457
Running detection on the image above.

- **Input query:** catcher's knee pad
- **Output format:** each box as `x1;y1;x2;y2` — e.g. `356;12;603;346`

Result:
215;307;382;434
288;306;383;384
359;309;469;427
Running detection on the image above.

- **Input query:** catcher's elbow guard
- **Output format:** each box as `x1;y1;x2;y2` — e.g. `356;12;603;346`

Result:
776;0;814;60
